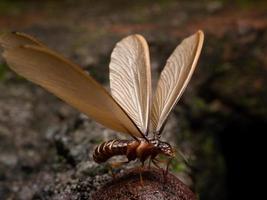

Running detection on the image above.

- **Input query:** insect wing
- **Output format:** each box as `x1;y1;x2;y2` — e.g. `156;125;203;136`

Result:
151;30;204;133
0;39;143;137
0;32;45;49
109;34;152;136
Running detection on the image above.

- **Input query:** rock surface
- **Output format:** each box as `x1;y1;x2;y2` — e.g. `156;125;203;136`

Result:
92;168;196;200
1;1;267;200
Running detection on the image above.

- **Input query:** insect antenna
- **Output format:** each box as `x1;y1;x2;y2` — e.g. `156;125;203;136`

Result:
175;149;190;167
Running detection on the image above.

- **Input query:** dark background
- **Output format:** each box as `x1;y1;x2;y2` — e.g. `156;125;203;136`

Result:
0;0;266;199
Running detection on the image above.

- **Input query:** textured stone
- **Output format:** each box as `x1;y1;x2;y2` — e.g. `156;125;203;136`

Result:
92;168;196;200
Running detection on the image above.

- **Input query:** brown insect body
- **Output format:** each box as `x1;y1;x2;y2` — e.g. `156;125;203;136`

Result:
0;31;204;174
93;138;174;164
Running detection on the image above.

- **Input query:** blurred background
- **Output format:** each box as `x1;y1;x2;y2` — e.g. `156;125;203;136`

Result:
0;0;266;199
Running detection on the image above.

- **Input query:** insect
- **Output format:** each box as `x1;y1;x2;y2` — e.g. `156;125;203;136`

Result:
0;31;204;174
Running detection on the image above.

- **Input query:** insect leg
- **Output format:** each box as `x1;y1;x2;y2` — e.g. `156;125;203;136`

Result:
152;159;168;182
109;160;130;179
108;165;116;179
110;160;130;168
163;157;173;181
152;159;161;170
139;161;145;186
153;158;167;164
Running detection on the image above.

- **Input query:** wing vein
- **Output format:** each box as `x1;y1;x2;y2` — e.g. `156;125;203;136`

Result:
109;34;151;134
151;31;204;133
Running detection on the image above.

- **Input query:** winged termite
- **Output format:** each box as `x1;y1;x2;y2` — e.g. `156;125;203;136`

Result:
0;30;204;175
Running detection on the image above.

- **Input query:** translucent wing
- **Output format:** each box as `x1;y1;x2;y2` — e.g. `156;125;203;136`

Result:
0;32;45;49
109;34;151;135
151;30;204;133
0;36;143;138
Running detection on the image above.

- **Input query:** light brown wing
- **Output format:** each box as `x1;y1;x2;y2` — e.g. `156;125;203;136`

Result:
151;30;204;133
0;32;45;49
1;44;142;137
109;34;151;135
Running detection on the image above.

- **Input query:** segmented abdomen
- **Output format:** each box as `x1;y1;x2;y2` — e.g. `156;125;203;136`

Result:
93;139;130;163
